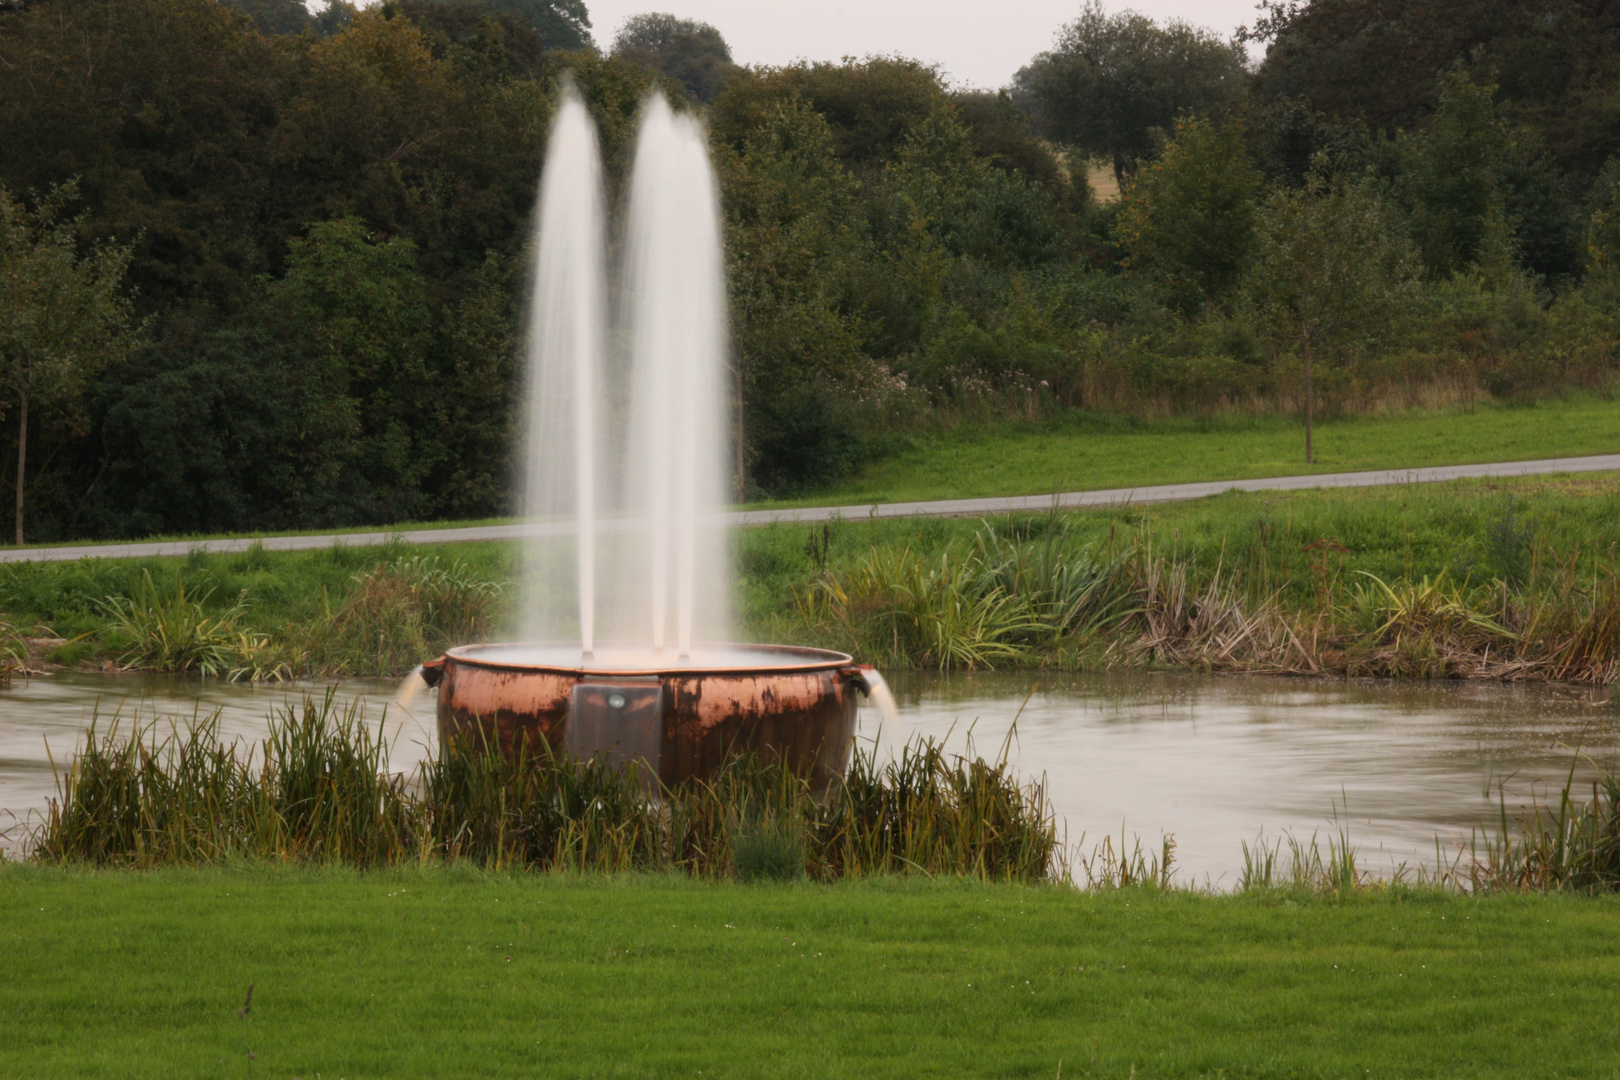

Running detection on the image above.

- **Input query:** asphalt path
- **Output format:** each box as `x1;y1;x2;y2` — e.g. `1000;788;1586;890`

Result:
4;452;1618;565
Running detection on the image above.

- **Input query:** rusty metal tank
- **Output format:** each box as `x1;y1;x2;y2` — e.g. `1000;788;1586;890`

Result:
422;643;880;789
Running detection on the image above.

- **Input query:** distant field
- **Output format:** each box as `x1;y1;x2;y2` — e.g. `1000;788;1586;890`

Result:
763;396;1620;509
3;865;1618;1079
1085;160;1121;202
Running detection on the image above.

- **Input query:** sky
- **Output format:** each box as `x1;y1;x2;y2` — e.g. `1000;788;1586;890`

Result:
580;0;1263;90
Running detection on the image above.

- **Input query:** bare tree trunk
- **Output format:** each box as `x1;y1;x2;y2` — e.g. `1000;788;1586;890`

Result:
1302;333;1314;466
14;387;27;545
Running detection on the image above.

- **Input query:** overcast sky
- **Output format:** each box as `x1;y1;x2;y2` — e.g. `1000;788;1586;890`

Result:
581;0;1262;90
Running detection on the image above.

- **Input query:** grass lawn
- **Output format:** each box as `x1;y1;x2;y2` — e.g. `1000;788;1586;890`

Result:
3;865;1618;1078
764;395;1620;507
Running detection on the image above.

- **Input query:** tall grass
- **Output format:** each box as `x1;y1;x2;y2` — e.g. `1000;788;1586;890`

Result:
0;619;24;686
1466;761;1620;892
796;517;1137;669
34;696;1057;883
95;570;286;680
37;693;416;866
794;515;1620;683
296;556;508;677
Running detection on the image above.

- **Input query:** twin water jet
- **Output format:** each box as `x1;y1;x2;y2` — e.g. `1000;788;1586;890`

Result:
420;88;889;786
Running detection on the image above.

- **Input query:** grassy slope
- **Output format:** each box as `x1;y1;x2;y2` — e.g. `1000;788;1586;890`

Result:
737;472;1620;631
762;396;1620;507
3;866;1618;1078
5;471;1620;650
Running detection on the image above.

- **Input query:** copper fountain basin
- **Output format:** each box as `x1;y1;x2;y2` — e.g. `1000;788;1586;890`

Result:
423;643;877;789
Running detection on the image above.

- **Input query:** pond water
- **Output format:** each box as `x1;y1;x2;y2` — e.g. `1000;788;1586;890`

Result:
3;669;1616;885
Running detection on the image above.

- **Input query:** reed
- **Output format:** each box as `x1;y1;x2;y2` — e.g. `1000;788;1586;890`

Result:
0;619;24;686
793;517;1620;684
1466;759;1620;893
33;697;1058;883
96;569;287;680
296;556;508;677
37;693;417;866
1236;829;1368;896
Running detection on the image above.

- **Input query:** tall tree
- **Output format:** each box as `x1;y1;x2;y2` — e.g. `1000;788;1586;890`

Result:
1015;1;1247;184
0;182;138;544
0;0;294;315
474;0;591;50
220;0;354;36
1115;116;1259;314
267;217;433;525
1248;0;1620;185
611;12;735;103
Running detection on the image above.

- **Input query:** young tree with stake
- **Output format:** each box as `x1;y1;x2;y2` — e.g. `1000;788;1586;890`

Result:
0;182;139;544
1252;163;1420;464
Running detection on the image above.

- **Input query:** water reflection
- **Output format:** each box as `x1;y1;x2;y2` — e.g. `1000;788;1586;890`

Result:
3;669;1616;884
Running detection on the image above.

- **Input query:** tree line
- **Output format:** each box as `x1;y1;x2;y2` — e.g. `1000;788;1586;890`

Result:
1;0;1617;541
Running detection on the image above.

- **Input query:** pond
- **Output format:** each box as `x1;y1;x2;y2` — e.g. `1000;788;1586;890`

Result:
3;669;1616;885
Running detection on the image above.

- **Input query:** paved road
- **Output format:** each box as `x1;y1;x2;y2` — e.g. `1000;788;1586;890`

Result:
4;452;1618;564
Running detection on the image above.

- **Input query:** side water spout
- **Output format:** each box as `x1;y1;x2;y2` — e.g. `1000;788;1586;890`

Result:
844;664;899;724
395;656;445;709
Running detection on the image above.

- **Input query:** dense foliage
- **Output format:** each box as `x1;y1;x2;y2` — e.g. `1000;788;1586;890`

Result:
0;0;1618;541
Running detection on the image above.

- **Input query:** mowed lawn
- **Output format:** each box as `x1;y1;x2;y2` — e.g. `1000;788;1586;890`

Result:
773;396;1620;507
4;865;1619;1078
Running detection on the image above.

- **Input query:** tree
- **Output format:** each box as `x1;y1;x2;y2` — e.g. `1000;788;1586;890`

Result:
1114;116;1259;314
221;0;318;35
1396;70;1580;282
397;0;549;77
714;58;948;172
219;0;353;36
1586;161;1620;281
0;182;138;544
268;217;433;525
0;0;295;315
952;89;1090;213
477;0;591;50
1014;1;1246;185
611;12;735;103
1248;0;1620;185
715;96;869;493
1251;165;1420;463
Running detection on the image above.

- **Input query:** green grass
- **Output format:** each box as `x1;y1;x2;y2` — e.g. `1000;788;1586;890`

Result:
3;865;1619;1078
0;515;526;552
762;395;1620;507
6;471;1620;674
5;396;1618;555
738;472;1620;627
0;537;519;645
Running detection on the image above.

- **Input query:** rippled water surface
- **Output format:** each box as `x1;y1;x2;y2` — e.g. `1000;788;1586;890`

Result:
4;669;1616;883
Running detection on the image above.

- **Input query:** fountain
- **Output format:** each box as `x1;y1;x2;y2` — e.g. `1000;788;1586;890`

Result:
420;86;888;788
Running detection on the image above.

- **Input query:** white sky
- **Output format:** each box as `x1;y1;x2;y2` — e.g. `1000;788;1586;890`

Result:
581;0;1263;90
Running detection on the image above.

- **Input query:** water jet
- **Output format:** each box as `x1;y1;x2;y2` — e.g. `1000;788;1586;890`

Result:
420;87;888;784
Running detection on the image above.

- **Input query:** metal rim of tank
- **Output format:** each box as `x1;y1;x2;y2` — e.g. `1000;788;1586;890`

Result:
440;642;856;678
